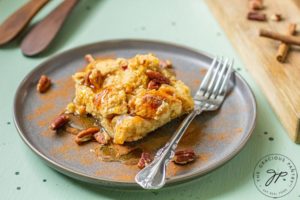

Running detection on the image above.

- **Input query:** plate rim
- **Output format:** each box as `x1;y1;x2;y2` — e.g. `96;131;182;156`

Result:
13;39;257;189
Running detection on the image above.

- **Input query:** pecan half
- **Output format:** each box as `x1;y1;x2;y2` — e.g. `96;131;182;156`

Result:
84;54;95;63
50;114;69;130
249;0;263;10
137;152;153;169
94;129;111;145
147;80;160;90
146;70;170;90
75;127;100;145
145;70;170;84
173;149;196;165
247;11;266;21
37;75;51;93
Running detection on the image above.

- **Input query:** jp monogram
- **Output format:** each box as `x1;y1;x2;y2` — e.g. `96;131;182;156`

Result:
253;154;298;198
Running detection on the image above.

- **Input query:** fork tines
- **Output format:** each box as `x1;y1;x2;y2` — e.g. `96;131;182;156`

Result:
196;57;233;99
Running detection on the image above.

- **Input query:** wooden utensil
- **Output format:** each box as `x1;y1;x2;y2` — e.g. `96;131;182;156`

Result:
206;0;300;143
0;0;49;45
21;0;78;56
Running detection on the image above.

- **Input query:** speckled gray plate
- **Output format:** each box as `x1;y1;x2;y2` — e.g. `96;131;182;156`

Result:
13;39;256;189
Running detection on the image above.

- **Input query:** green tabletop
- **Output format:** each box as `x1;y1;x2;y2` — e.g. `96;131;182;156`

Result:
0;0;299;199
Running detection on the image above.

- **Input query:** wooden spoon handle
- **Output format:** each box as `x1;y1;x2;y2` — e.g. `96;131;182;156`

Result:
21;0;78;56
0;0;49;45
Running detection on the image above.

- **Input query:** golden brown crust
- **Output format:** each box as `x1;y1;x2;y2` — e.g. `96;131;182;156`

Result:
67;54;194;144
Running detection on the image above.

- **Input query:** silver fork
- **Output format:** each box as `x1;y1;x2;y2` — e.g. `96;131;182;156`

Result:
135;57;234;189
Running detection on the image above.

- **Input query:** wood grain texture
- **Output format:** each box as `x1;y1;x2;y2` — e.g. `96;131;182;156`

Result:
0;0;49;45
205;0;300;143
20;0;78;56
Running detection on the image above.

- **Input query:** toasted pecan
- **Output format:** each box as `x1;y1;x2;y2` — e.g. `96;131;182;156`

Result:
37;75;51;93
145;70;170;84
137;152;153;169
50;114;69;130
173;149;197;165
75;127;100;145
247;11;266;21
147;80;160;90
146;70;170;90
249;0;263;10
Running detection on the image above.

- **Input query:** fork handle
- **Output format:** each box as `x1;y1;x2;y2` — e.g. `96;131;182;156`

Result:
135;109;201;189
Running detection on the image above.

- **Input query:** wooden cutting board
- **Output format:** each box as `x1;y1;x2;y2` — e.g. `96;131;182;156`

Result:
205;0;300;143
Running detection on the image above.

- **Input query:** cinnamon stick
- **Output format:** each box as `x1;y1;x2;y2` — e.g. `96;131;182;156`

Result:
276;24;297;62
259;29;300;46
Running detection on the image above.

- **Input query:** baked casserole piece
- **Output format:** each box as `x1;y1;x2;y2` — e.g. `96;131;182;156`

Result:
66;54;194;144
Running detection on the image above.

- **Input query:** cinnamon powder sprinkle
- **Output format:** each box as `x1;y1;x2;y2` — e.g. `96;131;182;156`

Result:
193;79;201;86
26;76;74;124
27;103;55;121
235;128;243;134
205;132;230;142
199;68;207;76
95;165;136;182
25;64;246;183
39;76;74;102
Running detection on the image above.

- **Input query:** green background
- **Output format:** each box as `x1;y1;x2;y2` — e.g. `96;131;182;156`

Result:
0;0;299;199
